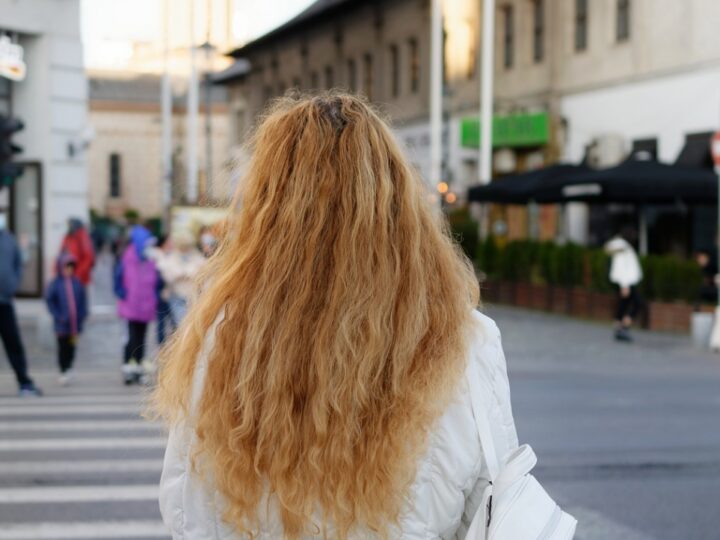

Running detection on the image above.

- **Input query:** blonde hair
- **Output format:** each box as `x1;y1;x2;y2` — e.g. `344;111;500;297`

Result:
153;93;479;538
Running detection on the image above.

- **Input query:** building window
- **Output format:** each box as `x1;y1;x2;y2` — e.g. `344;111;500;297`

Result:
575;0;588;51
310;71;319;89
363;53;373;100
532;0;544;63
347;59;356;90
109;153;121;198
389;44;400;98
324;66;334;89
617;0;631;42
408;38;419;94
503;6;514;68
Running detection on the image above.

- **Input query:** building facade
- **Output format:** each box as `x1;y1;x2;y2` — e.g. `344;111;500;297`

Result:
87;73;232;221
0;0;88;296
219;0;720;247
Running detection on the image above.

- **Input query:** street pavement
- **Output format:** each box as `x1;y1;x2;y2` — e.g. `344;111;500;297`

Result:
1;282;719;538
489;305;720;540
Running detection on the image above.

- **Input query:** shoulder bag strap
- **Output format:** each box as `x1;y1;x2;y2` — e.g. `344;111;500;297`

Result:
466;356;501;481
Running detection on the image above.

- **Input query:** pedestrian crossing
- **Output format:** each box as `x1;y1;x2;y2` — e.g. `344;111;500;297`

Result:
0;370;170;540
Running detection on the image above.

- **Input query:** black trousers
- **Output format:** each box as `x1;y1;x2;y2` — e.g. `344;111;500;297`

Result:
615;285;640;322
124;320;148;363
0;302;33;387
57;335;76;373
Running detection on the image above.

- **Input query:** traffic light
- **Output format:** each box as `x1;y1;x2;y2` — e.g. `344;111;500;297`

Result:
0;115;24;187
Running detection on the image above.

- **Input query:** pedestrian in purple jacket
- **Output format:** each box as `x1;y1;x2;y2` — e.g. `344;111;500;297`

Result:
114;225;158;384
46;253;88;386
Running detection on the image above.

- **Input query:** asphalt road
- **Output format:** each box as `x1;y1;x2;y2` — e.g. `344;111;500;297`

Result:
489;305;720;540
1;294;718;539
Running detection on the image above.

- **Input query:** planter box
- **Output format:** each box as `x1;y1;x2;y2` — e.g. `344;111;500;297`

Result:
480;279;499;304
514;282;532;308
570;287;591;318
529;283;550;311
589;291;615;321
648;301;693;333
497;280;515;305
549;286;570;314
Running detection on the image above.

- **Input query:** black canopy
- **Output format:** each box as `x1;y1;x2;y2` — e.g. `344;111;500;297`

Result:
467;164;590;204
467;159;717;205
532;159;717;204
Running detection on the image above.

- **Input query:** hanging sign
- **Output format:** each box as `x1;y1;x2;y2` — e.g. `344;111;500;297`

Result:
0;36;26;82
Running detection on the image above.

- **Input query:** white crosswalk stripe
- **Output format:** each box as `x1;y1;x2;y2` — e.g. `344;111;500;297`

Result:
0;521;169;539
0;371;169;539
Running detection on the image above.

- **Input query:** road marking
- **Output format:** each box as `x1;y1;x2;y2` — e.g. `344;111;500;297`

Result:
0;484;159;503
0;404;143;416
0;437;166;451
0;459;164;475
569;506;656;540
0;520;168;539
0;420;162;432
0;394;147;406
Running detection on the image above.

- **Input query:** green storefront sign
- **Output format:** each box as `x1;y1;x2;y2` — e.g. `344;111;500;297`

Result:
461;112;549;148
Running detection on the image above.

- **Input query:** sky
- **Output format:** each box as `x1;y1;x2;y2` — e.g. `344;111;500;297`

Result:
81;0;315;69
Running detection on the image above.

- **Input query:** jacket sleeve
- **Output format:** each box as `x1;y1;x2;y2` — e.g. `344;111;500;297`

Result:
78;281;88;324
159;316;220;539
45;282;62;322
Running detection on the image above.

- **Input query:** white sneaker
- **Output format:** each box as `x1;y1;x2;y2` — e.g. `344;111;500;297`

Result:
122;361;141;385
140;359;156;375
57;373;70;386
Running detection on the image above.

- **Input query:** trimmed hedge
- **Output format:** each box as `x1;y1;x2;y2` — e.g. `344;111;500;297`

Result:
475;237;703;303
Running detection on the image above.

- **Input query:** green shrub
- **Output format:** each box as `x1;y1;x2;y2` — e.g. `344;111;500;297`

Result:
447;207;479;262
476;235;500;277
589;249;612;293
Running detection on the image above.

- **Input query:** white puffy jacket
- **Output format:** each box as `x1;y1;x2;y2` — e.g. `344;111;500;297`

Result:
159;310;519;539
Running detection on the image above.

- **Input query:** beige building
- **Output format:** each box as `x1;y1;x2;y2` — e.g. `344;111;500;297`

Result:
87;73;232;221
219;0;720;244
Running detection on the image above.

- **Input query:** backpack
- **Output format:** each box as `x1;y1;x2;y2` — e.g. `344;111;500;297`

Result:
465;359;577;540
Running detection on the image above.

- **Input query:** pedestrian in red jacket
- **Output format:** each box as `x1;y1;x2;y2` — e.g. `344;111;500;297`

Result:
60;218;95;286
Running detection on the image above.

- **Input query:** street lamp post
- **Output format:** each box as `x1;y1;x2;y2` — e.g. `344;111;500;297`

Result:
199;40;215;203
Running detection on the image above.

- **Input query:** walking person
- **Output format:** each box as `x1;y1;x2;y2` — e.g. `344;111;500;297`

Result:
45;253;88;386
61;218;95;286
153;235;175;345
0;211;42;397
152;232;205;326
114;225;158;384
605;232;643;342
154;95;574;539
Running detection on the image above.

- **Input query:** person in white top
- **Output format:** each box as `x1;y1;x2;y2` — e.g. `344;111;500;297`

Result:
151;94;570;539
604;233;643;342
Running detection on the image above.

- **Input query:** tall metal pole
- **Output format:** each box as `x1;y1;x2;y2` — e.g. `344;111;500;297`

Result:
161;0;173;222
203;1;213;202
186;0;199;204
429;0;443;197
479;0;495;184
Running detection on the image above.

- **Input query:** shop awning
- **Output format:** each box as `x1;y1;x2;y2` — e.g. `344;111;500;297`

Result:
467;158;717;205
532;158;717;204
675;132;714;169
467;164;590;204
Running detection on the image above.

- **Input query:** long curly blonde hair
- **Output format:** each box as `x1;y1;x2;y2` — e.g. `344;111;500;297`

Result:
153;94;480;538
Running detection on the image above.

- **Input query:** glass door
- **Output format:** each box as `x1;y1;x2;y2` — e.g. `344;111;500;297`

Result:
10;162;42;297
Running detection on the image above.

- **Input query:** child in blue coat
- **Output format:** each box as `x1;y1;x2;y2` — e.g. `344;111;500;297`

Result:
46;253;88;385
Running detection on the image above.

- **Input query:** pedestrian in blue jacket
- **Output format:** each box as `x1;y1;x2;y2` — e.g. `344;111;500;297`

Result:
46;253;88;385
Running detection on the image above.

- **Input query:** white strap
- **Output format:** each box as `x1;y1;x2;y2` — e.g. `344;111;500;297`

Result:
466;356;500;480
493;444;536;495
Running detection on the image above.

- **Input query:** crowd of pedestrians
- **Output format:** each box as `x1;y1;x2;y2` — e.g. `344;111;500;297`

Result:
0;210;216;395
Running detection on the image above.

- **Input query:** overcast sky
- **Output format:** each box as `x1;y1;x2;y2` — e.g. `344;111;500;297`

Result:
81;0;314;68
